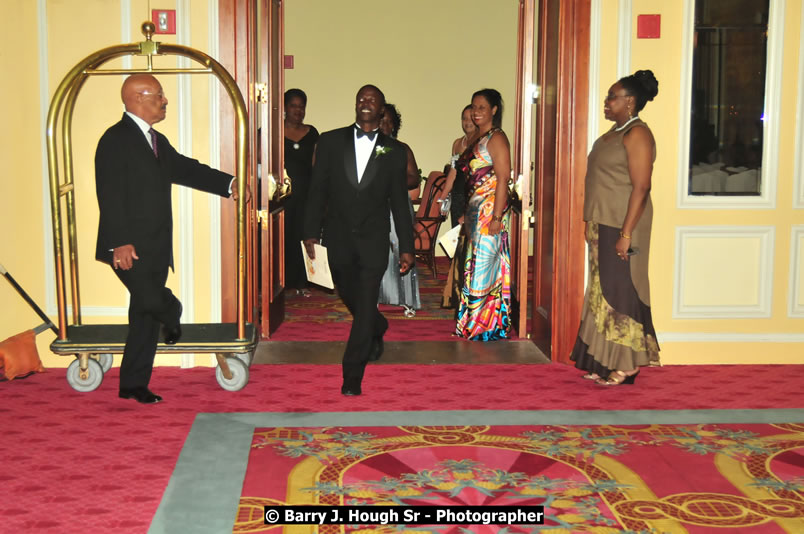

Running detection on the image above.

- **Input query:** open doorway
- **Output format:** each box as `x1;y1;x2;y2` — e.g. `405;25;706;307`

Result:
217;0;590;359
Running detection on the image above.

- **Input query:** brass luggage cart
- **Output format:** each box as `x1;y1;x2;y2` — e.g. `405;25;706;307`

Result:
47;22;256;392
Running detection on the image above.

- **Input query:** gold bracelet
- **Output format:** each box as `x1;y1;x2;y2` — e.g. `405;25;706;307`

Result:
619;231;631;239
492;214;503;222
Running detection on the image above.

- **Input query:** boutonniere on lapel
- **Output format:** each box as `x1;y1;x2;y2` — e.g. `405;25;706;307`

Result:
374;145;392;157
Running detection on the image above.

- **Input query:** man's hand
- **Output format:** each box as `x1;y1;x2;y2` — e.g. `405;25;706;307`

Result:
113;244;138;270
303;238;319;260
399;252;414;274
230;179;251;203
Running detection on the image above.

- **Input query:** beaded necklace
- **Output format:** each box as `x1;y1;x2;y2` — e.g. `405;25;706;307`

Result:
614;115;640;132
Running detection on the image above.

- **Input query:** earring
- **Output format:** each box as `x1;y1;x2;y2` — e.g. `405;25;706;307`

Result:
628;106;633;119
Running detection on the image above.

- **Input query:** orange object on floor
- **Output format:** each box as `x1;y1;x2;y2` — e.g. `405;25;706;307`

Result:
0;329;45;380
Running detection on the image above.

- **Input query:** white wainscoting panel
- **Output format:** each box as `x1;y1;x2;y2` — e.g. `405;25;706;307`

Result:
789;225;804;317
673;226;775;318
658;332;804;343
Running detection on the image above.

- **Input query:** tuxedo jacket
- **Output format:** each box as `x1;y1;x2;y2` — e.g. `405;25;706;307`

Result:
95;113;232;270
303;126;414;270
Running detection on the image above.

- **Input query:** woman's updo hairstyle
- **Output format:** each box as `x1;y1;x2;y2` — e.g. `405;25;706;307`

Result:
383;103;402;138
284;88;307;107
618;70;658;113
472;88;504;128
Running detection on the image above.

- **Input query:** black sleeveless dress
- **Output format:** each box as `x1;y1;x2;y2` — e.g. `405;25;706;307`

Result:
284;126;319;290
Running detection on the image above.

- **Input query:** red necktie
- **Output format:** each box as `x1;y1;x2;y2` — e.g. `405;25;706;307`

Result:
149;128;159;158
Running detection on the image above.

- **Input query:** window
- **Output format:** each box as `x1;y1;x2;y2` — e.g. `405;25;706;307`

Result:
688;0;769;196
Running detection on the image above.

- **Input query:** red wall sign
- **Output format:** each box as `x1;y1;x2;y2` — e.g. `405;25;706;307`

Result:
152;9;176;35
637;14;661;39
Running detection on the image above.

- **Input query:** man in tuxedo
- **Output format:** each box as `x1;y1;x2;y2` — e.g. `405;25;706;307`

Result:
95;74;237;404
303;85;414;396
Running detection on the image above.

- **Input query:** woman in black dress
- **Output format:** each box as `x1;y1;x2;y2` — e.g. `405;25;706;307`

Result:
439;104;478;308
284;88;319;296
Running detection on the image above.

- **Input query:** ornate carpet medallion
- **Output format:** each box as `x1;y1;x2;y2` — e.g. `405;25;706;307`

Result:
234;423;804;533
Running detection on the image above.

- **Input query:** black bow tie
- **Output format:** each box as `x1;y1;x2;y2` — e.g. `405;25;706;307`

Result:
355;126;378;141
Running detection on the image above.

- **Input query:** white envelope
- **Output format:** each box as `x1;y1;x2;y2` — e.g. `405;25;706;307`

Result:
438;224;462;258
300;242;334;289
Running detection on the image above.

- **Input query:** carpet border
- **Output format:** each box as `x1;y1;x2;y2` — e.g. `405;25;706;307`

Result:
147;408;804;534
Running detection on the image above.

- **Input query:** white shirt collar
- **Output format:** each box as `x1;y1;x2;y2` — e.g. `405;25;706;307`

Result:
125;111;154;146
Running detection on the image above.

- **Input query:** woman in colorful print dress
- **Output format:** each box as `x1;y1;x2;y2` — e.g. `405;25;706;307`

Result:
454;89;511;341
571;70;661;385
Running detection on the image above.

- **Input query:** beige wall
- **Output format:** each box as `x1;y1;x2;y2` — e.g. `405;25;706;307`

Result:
592;0;804;364
284;0;519;190
1;1;49;364
1;0;221;368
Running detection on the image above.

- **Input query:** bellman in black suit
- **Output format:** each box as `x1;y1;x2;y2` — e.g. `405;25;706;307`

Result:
303;85;415;396
95;74;238;404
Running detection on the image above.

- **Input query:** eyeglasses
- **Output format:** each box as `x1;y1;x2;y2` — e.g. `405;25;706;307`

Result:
139;91;165;99
605;93;629;101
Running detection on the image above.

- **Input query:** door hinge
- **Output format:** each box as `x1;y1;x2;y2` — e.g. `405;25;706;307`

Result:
255;83;268;104
257;209;269;229
528;83;540;103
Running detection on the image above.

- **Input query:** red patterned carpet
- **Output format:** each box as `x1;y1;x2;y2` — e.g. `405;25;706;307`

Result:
237;423;804;533
2;364;804;533
271;258;501;341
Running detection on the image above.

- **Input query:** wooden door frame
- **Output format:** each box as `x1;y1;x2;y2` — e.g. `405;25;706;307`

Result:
218;0;259;325
512;0;535;337
537;0;590;362
262;0;287;338
218;0;285;339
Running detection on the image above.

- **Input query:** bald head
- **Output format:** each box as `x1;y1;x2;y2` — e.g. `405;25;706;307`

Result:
122;74;168;125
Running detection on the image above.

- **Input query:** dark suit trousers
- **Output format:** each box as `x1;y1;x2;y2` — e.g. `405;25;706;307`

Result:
330;263;388;385
113;264;181;389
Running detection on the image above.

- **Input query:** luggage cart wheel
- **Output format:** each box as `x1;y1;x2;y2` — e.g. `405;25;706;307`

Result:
234;352;252;367
66;358;104;392
215;355;249;391
93;353;114;373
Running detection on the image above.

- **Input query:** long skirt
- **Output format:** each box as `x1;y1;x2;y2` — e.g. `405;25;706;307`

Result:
570;222;660;377
378;211;421;310
441;234;466;310
455;190;511;341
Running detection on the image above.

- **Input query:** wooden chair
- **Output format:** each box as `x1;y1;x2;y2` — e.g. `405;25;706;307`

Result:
412;171;447;277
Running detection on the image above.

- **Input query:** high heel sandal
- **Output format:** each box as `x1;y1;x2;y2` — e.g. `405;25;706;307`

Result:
582;373;601;381
595;370;639;386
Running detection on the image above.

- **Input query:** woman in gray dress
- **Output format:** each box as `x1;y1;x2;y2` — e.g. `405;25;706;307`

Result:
377;103;421;316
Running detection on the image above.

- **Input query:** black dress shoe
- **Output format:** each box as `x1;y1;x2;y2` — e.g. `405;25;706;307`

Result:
340;385;362;396
163;324;182;345
164;302;183;344
368;334;384;362
119;387;163;404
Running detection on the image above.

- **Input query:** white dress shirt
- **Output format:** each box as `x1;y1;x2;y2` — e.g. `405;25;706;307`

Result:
353;124;378;182
125;111;155;149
